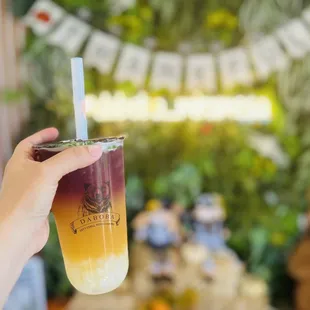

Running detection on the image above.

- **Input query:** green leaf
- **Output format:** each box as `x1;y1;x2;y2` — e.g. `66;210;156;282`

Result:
0;89;25;104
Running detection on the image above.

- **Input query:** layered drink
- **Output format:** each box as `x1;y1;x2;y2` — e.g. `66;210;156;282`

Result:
34;137;128;295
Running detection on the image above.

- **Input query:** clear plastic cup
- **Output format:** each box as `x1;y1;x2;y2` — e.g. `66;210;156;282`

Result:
34;137;128;295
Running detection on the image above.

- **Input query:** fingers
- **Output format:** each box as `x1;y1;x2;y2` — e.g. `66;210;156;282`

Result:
43;145;103;181
15;128;59;157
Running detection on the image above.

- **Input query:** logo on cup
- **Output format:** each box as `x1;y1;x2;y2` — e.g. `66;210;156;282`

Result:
71;182;120;234
81;182;112;216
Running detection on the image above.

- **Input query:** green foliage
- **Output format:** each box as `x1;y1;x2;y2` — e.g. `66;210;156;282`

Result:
23;42;72;101
152;163;202;207
126;175;145;211
278;55;310;196
0;89;25;104
244;212;298;306
98;121;291;230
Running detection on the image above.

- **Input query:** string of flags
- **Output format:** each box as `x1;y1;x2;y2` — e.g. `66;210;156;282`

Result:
24;0;310;93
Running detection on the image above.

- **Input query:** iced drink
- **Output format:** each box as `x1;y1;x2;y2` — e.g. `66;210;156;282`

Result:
34;137;128;295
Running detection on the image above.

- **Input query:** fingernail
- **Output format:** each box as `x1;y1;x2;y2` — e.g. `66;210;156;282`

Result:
87;145;102;157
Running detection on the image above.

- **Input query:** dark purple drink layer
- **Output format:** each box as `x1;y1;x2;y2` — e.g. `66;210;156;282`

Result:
34;146;125;197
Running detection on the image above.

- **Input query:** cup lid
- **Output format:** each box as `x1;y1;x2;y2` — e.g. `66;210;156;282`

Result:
33;136;125;152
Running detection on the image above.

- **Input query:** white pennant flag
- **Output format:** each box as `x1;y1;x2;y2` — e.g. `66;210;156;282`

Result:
47;15;91;55
250;36;289;80
186;54;217;92
114;44;151;87
84;31;120;74
150;52;183;92
24;0;65;36
219;48;253;90
276;19;310;59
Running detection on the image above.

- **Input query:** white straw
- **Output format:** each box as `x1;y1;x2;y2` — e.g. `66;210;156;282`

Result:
71;57;88;140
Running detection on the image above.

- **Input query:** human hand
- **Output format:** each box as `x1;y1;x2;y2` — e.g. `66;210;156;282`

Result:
0;128;103;259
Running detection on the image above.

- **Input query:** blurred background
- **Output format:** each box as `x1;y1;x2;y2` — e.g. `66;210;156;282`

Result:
3;0;310;309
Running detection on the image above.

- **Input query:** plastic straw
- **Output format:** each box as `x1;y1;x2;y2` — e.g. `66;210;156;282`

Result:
71;57;88;140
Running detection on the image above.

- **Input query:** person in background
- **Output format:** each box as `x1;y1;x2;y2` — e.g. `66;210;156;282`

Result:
288;204;310;310
0;128;103;309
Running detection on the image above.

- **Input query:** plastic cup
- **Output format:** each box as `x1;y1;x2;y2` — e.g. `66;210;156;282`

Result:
33;137;128;295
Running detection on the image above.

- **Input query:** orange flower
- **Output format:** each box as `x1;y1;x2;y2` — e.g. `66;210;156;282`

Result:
150;300;172;310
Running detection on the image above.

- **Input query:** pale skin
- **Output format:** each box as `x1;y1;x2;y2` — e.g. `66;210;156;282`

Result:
0;128;103;308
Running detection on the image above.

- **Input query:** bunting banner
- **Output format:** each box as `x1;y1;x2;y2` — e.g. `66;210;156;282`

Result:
114;44;151;87
150;52;183;92
219;48;253;89
276;19;310;59
250;36;289;80
22;0;310;92
186;54;217;92
24;0;65;36
47;15;91;55
84;30;120;74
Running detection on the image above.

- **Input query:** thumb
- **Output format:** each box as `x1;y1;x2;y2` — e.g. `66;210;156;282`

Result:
43;145;103;181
